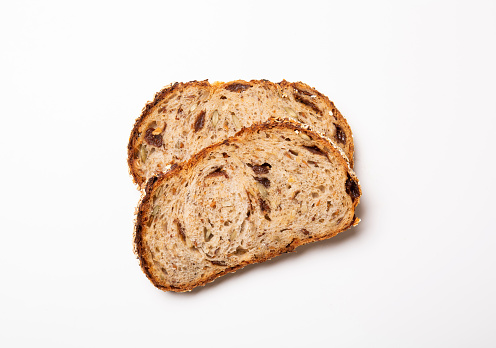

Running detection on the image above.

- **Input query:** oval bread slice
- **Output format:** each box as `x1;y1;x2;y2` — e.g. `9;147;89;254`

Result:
128;80;354;188
134;121;361;292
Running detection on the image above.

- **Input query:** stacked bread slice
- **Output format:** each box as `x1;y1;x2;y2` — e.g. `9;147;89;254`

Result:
128;80;361;292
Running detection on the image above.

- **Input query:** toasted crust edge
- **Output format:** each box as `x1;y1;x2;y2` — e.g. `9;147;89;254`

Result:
127;80;355;188
134;120;361;292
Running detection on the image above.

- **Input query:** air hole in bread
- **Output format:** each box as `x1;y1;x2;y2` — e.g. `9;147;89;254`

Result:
302;145;326;157
204;227;213;242
311;192;319;198
234;246;248;255
174;219;186;242
210;260;226;266
327;201;332;211
205;167;229;179
289;149;298;156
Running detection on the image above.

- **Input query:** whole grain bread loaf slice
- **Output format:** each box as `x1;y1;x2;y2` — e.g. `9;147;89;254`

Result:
135;121;361;292
128;80;354;188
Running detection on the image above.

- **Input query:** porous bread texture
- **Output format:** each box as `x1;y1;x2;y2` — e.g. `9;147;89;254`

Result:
128;80;354;188
135;122;361;292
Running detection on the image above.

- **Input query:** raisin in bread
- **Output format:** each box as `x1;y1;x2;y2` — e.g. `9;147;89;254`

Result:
134;121;361;292
128;80;354;188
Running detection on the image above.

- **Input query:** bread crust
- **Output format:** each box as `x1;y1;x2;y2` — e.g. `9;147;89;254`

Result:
127;80;354;188
134;121;360;292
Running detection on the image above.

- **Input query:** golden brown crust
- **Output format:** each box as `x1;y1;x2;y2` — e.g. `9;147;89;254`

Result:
127;79;354;188
134;121;360;292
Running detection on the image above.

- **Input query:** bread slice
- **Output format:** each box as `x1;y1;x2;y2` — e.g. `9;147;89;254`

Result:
128;80;354;188
134;121;361;292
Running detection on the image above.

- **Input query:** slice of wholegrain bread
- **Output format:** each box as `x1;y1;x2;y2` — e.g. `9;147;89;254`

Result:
134;121;361;292
128;80;354;188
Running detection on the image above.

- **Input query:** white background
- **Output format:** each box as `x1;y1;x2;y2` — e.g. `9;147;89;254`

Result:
1;0;495;346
